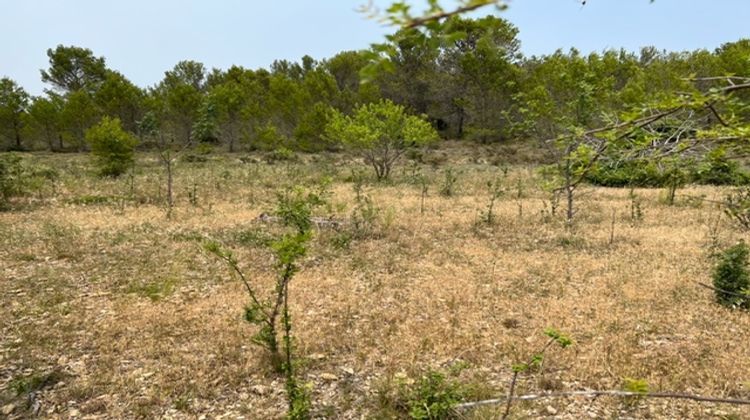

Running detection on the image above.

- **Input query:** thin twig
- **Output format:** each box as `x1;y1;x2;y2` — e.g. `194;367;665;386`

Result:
456;390;750;411
697;282;750;300
502;338;556;419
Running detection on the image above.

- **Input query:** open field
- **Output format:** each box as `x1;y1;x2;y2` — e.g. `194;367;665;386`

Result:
1;148;750;419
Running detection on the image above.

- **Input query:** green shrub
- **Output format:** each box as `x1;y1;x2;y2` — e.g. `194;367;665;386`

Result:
266;146;296;163
587;149;750;188
0;153;56;209
85;117;138;177
293;102;335;152
0;153;25;207
326;99;438;180
724;187;750;230
586;160;668;187
712;241;750;309
695;147;750;186
406;370;465;420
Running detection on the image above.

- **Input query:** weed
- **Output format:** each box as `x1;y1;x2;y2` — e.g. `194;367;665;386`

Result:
502;328;572;419
10;370;66;397
406;370;465;420
127;277;176;301
628;188;643;224
479;178;505;225
206;185;327;419
439;167;459;197
351;175;380;238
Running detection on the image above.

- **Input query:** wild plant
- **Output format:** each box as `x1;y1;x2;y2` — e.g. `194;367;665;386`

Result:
723;187;750;230
205;185;326;419
628;187;643;224
439;167;459;197
479;178;505;225
712;241;750;309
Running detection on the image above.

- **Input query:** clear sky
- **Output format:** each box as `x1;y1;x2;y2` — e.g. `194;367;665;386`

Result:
1;0;748;95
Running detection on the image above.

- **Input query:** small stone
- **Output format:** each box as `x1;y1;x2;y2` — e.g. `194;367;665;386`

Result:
69;408;81;417
545;405;557;415
319;373;338;381
2;404;16;416
340;367;354;375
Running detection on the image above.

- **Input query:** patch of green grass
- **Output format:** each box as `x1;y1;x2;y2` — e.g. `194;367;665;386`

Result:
555;234;586;249
232;227;273;248
66;194;115;206
10;370;66;396
126;277;176;301
170;230;206;243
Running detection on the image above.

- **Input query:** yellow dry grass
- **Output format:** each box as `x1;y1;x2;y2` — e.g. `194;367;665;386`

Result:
1;151;749;419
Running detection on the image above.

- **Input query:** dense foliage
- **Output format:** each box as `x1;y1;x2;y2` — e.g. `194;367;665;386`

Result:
1;23;749;187
326;99;437;179
85;116;138;177
713;241;750;309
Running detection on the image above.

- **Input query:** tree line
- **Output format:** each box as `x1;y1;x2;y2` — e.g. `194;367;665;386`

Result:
0;15;748;154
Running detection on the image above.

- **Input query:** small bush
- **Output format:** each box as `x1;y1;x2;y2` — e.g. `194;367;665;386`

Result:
712;241;750;309
585;160;665;187
724;188;750;231
0;153;26;207
695;147;750;186
265;147;296;163
0;153;55;209
406;370;465;420
86;117;138;177
587;149;750;188
376;369;466;420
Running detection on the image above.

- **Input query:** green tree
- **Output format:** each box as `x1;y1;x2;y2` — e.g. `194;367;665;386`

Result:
209;66;252;152
376;28;440;117
85;116;138;177
60;90;100;151
94;71;144;133
324;50;380;113
25;95;64;151
192;97;219;144
156;60;206;145
438;16;521;140
0;78;30;150
326;99;437;179
294;102;335;152
40;45;108;93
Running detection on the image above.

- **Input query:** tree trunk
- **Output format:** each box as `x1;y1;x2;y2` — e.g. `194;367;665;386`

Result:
566;185;575;227
457;108;465;139
228;122;236;153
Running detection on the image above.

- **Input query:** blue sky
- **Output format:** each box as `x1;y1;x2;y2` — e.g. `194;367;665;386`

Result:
1;0;748;95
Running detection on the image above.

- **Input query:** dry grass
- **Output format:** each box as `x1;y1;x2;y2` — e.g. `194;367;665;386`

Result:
1;150;749;419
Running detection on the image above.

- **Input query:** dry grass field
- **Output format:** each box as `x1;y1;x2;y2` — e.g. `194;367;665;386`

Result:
1;147;750;419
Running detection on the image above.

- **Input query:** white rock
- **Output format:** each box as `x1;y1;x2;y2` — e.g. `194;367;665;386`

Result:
2;404;15;416
319;373;339;381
